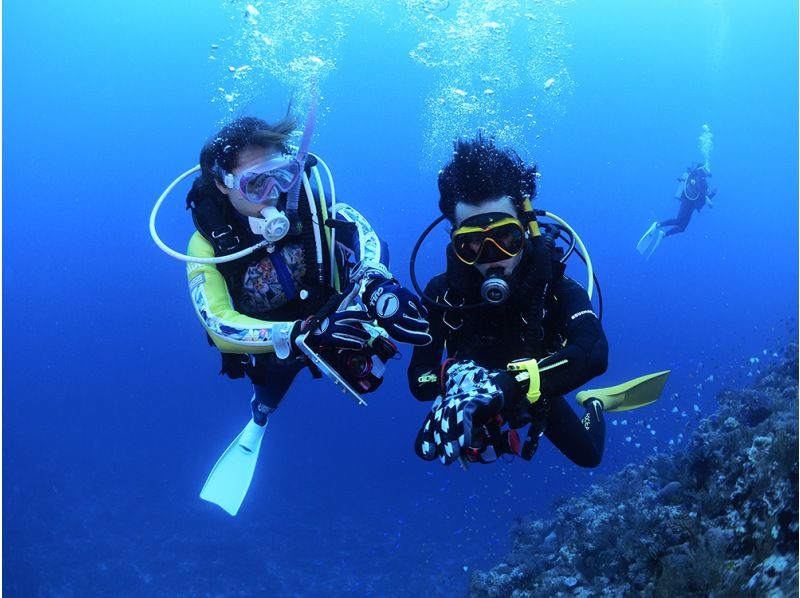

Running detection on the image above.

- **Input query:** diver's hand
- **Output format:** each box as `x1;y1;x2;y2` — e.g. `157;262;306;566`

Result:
414;360;504;464
296;309;373;352
365;278;431;346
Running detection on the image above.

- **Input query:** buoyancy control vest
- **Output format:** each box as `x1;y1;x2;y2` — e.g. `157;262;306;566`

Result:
186;171;333;318
187;172;340;380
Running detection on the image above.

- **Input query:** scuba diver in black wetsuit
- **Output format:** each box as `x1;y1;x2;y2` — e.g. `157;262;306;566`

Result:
406;133;608;467
407;134;670;467
636;163;717;259
660;163;716;235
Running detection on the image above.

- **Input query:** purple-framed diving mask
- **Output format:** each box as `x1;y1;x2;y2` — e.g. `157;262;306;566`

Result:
221;155;302;205
216;94;317;207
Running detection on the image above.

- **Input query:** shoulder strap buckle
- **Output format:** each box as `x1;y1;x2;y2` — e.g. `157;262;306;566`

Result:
441;289;464;331
210;225;241;253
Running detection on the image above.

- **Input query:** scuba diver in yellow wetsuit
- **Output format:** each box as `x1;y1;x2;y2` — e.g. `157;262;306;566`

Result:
151;100;430;514
406;133;669;466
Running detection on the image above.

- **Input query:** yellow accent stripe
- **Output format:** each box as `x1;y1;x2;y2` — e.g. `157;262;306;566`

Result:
452;216;522;237
526;362;541;403
522;198;541;237
539;359;569;373
186;233;280;354
506;358;542;404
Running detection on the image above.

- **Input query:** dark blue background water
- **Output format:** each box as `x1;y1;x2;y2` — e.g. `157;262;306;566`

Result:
5;1;797;595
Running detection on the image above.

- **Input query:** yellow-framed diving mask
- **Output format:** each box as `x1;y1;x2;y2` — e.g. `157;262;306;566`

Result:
451;213;526;266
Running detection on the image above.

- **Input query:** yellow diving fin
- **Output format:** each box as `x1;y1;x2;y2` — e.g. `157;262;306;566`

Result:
576;370;670;412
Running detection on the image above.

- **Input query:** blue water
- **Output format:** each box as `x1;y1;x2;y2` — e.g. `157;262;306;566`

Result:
5;1;797;596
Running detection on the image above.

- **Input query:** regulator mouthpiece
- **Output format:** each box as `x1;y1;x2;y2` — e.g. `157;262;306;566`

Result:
481;268;511;305
249;206;290;244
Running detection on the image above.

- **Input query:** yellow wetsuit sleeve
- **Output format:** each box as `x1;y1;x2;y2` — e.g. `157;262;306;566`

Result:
185;232;294;354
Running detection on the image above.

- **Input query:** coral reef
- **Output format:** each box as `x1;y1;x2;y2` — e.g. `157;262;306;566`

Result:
471;345;798;597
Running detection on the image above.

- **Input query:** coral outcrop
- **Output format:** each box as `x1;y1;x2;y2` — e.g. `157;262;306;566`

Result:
471;346;798;597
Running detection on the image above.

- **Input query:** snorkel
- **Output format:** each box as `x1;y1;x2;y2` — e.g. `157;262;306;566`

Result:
246;88;317;250
284;89;318;235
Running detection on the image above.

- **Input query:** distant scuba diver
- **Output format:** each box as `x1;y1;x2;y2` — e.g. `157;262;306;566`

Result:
407;133;670;467
150;94;431;514
637;163;717;259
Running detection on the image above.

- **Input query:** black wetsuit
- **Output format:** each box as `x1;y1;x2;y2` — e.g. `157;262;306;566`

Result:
408;257;609;467
660;168;710;237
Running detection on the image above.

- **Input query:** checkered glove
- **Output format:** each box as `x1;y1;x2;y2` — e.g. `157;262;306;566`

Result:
414;360;505;465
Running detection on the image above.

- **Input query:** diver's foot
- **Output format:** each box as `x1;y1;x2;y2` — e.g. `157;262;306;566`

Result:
581;398;605;428
584;397;605;412
250;399;275;427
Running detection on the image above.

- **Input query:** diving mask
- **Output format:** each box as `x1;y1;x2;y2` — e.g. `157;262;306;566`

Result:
452;213;525;265
221;155;303;205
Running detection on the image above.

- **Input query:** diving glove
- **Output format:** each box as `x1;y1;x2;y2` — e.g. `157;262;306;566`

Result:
302;309;373;351
275;310;373;360
414;360;505;465
365;277;431;346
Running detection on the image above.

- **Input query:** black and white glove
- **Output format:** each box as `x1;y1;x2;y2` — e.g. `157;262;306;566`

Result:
364;277;431;346
414;360;505;465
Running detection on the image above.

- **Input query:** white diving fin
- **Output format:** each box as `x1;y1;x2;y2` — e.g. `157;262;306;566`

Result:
636;221;664;260
199;280;368;514
200;418;266;516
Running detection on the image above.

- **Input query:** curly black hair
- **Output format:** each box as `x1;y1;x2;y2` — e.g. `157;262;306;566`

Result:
437;132;537;223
